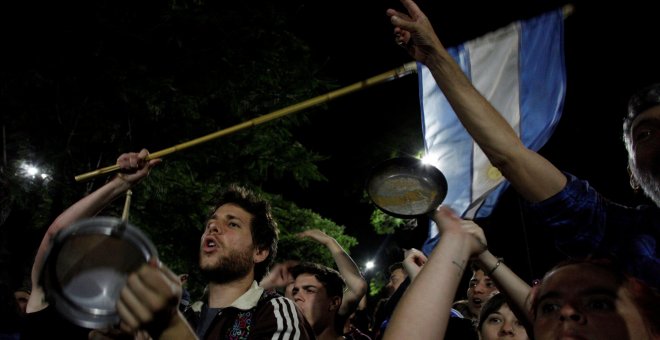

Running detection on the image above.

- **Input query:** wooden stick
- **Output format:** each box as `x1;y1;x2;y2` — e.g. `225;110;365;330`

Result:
121;189;132;222
75;62;418;182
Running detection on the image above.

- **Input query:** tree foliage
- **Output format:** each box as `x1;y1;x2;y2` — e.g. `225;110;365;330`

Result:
0;0;363;297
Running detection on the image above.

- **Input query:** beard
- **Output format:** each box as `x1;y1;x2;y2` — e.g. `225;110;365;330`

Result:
200;245;254;284
631;165;660;206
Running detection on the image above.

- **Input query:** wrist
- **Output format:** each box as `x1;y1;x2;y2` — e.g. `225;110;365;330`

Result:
107;174;133;196
114;173;132;185
486;259;503;277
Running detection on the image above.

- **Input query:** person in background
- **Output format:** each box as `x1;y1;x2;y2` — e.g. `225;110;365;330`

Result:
290;262;348;340
383;263;407;298
260;228;369;337
452;260;501;326
387;0;659;288
477;293;529;340
461;262;499;325
296;229;369;329
13;286;30;316
371;262;410;339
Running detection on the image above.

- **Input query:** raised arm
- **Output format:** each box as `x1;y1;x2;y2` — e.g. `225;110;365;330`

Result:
401;248;428;281
27;149;160;313
383;207;487;339
476;250;532;327
386;0;566;202
259;260;299;294
297;229;368;316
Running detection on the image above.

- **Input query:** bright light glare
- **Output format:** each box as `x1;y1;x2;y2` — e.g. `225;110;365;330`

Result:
25;165;39;176
365;261;375;270
420;153;435;165
19;162;50;181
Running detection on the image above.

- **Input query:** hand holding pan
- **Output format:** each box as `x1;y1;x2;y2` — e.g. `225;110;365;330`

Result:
366;157;448;218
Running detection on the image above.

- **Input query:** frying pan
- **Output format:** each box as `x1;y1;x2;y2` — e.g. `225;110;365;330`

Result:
366;157;448;218
40;216;158;329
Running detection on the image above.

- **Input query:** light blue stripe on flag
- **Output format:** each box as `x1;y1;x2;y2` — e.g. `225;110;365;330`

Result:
420;9;565;247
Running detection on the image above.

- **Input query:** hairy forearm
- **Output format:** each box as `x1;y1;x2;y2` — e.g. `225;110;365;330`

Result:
424;48;566;202
383;232;471;339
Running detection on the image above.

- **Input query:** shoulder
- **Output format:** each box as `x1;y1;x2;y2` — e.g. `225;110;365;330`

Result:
250;294;316;339
254;293;299;320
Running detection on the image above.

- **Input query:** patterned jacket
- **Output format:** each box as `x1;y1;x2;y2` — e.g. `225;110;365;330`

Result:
185;281;315;340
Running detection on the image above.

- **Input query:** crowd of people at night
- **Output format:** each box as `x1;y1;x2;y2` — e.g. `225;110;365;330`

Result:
1;0;658;339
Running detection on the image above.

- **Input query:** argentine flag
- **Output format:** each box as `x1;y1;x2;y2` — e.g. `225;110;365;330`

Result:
420;9;566;246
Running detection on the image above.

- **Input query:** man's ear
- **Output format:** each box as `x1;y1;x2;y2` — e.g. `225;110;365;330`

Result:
253;247;269;264
329;296;342;311
628;165;641;191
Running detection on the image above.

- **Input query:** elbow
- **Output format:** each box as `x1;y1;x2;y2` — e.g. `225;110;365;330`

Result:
354;279;368;299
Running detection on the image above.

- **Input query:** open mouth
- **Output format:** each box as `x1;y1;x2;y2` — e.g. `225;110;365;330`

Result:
203;237;218;252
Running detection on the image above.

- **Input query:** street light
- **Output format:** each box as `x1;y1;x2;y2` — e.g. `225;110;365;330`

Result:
18;161;50;182
365;260;375;271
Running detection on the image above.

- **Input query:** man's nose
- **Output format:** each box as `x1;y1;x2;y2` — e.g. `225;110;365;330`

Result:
292;291;303;302
206;221;223;234
558;304;584;324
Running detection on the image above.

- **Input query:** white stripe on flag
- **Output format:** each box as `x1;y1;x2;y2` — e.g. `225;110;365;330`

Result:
419;9;565;242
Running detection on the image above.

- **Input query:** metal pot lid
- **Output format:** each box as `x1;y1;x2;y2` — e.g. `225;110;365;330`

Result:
41;216;158;329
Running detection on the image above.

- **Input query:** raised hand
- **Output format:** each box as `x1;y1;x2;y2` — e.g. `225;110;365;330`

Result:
259;260;299;292
115;148;161;186
296;228;333;246
402;248;428;280
386;0;445;64
430;207;488;258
